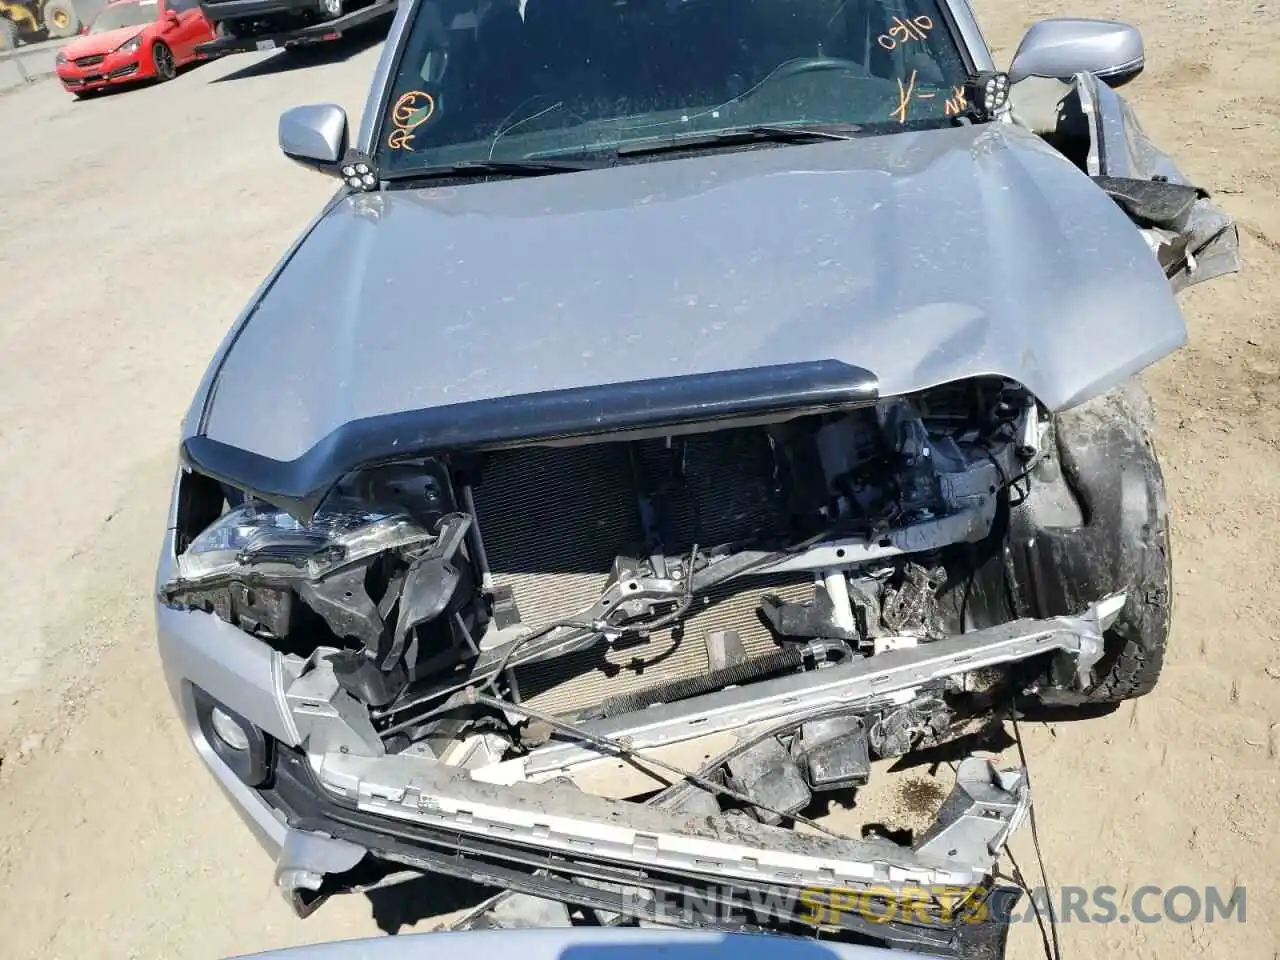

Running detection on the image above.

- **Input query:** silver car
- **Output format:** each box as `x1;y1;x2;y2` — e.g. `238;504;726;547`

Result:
156;1;1238;956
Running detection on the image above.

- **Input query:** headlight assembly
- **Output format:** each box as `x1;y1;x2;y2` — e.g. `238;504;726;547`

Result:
56;51;68;64
116;34;143;54
173;496;431;584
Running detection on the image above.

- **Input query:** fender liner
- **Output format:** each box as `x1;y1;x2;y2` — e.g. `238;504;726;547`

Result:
1006;381;1171;701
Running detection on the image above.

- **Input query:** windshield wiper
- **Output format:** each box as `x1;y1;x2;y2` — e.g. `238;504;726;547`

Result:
382;159;605;183
616;123;864;157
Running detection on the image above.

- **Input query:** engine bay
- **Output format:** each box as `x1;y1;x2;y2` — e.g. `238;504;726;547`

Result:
160;374;1146;949
165;377;1042;760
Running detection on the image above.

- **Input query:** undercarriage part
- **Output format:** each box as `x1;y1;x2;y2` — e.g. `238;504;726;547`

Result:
723;737;812;825
869;695;953;758
581;645;805;721
467;893;573;929
466;690;841;835
799;716;870;791
758;586;860;643
880;563;948;637
488;598;1121;785
307;748;1027;891
267;747;1022;957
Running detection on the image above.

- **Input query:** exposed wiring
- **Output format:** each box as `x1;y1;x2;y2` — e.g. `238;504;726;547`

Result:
451;701;886;931
996;858;1056;960
480;524;840;697
466;689;850;839
1009;706;1063;960
482;542;700;696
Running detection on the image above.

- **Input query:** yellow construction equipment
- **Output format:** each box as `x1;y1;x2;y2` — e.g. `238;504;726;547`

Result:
1;0;92;49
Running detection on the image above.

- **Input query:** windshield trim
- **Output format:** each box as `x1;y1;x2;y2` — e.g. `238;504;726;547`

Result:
356;0;421;154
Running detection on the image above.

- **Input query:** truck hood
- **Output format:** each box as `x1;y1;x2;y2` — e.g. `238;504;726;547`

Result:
200;122;1185;465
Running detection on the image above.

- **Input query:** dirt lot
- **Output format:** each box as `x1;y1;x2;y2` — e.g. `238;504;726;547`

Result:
0;2;1277;957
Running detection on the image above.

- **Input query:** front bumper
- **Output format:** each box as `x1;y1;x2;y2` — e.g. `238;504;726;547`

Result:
157;508;1120;951
57;53;147;92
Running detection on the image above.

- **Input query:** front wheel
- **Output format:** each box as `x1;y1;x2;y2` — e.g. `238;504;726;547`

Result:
1066;383;1172;703
152;41;177;81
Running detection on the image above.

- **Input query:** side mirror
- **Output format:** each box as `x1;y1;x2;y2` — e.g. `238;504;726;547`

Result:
278;103;349;175
1008;18;1145;87
165;9;179;23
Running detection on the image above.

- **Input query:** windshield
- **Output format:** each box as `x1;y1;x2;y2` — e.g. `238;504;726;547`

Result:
376;0;973;174
90;0;159;33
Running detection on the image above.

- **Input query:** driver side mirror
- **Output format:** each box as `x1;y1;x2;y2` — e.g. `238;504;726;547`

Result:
1008;18;1145;87
278;103;349;175
165;9;179;24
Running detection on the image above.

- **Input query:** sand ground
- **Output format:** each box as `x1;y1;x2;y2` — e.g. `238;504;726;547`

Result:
0;1;1277;956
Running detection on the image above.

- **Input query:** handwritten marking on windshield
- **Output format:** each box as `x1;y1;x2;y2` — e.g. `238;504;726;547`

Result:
387;91;435;151
877;15;933;50
891;70;918;123
943;86;969;116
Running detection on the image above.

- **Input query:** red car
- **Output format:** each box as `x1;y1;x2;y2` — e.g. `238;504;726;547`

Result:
54;0;215;98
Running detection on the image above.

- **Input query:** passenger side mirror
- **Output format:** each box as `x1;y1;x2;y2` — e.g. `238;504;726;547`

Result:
278;103;349;175
1008;18;1145;87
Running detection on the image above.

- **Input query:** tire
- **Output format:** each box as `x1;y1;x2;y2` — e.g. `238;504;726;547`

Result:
1068;383;1172;702
1009;378;1172;706
152;40;176;81
42;0;78;38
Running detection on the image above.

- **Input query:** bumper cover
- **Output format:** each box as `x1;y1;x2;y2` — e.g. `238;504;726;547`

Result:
265;748;1023;955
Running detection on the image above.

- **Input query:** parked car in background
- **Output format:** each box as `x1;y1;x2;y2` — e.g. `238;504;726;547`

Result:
54;0;212;97
194;0;392;56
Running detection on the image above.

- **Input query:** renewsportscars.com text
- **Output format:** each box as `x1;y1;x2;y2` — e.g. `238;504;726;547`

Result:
619;884;1246;927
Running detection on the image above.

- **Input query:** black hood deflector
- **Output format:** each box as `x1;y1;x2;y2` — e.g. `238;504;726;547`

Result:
182;360;879;522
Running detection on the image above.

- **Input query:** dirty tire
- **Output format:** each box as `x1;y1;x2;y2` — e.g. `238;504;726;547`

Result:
0;17;19;50
1077;385;1172;703
152;41;176;80
42;0;78;38
1056;379;1173;703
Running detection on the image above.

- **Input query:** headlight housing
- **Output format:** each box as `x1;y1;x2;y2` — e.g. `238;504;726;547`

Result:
116;34;143;54
173;496;431;584
56;51;68;64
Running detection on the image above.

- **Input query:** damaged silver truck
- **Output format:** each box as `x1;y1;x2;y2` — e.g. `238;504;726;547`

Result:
155;1;1239;956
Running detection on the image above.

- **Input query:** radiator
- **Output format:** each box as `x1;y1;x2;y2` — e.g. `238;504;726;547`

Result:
469;432;816;715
